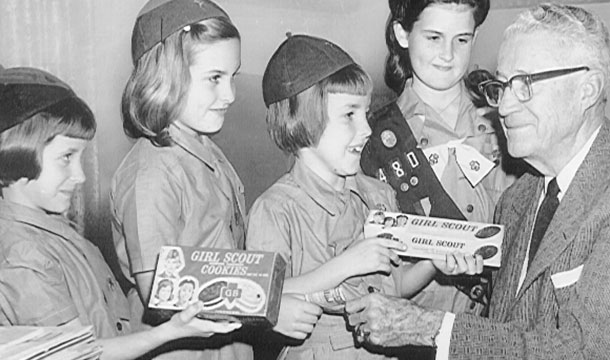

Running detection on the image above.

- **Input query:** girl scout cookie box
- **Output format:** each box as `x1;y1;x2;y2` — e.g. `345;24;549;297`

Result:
364;210;503;267
148;246;286;326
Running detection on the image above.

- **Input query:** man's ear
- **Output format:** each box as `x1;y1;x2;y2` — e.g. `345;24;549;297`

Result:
580;69;605;111
393;21;409;49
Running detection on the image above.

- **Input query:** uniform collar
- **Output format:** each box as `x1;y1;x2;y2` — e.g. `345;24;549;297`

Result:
0;199;81;242
291;159;365;216
396;79;486;140
169;122;222;172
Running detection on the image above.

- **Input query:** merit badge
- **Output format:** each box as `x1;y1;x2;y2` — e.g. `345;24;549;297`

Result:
428;153;439;165
470;160;481;172
380;130;397;148
409;176;419;187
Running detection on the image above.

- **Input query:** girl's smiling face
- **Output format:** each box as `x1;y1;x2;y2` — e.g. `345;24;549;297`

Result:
177;38;241;134
301;93;371;190
395;3;476;92
15;135;87;214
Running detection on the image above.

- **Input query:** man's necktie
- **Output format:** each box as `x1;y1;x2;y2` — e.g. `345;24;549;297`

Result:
528;178;560;268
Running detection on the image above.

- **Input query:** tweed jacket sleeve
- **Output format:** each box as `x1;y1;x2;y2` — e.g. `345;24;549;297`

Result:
446;123;610;359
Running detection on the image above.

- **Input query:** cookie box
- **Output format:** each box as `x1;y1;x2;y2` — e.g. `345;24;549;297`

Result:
147;246;286;327
364;210;503;267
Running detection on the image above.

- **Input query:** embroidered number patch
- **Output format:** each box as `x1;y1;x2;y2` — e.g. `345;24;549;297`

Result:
390;159;405;178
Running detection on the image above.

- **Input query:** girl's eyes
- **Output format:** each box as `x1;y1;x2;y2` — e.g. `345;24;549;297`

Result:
427;36;441;41
209;74;222;83
60;153;73;164
457;37;471;44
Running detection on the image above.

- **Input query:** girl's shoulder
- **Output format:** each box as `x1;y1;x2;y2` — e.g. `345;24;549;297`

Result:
355;173;398;211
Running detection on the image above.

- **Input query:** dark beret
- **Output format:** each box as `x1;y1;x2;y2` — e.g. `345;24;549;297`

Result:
262;34;355;107
131;0;231;63
0;67;78;133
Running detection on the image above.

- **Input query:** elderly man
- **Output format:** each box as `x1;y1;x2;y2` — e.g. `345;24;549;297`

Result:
346;3;610;359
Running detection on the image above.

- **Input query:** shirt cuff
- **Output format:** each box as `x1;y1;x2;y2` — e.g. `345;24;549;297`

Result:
435;312;455;360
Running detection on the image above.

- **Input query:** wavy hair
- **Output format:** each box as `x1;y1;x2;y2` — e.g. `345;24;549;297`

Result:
122;17;240;146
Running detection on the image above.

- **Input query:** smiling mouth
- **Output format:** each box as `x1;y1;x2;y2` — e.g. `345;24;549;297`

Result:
348;144;365;154
434;64;453;71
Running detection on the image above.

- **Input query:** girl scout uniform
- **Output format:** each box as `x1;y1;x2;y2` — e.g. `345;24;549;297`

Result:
361;80;516;314
0;200;131;338
111;122;250;360
247;159;402;360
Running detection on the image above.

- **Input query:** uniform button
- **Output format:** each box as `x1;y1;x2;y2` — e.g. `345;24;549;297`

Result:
400;182;409;192
116;322;123;331
477;124;487;132
410;176;419;186
466;204;474;213
420;137;428;146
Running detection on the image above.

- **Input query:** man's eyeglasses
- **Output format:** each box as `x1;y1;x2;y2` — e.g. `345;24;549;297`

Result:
478;66;590;107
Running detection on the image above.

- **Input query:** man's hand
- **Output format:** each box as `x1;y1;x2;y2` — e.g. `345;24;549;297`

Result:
273;293;322;339
345;293;445;348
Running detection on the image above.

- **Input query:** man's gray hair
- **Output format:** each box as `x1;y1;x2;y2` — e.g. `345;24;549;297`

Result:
505;3;610;95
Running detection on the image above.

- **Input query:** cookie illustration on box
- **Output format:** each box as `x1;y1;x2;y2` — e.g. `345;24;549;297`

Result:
475;225;502;239
198;279;227;308
377;233;400;242
474;245;499;260
197;277;266;313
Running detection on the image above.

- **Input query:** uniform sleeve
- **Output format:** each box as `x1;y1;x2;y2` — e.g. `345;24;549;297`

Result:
120;166;184;275
0;243;78;326
246;192;294;277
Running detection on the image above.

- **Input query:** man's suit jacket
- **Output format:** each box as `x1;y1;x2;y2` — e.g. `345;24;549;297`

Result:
448;121;610;359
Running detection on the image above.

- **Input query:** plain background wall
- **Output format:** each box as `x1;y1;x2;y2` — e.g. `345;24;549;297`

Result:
1;0;610;274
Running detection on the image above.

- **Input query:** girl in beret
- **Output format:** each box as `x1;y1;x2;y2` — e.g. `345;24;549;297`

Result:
0;66;242;360
111;1;319;358
110;0;252;358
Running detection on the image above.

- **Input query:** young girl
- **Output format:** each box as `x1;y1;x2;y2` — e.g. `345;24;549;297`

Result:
111;0;252;358
360;0;516;316
0;66;242;360
247;34;483;360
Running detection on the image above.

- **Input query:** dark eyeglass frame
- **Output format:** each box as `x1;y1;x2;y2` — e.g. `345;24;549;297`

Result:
478;66;590;107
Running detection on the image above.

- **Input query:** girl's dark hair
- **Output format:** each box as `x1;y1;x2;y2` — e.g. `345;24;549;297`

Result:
385;0;490;94
122;17;240;146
